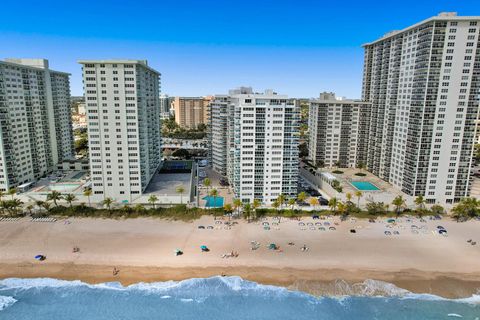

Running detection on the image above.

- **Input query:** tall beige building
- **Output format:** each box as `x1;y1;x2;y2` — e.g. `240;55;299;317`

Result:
173;96;211;129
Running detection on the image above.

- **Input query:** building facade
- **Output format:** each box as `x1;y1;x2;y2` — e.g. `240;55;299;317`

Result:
362;12;480;204
208;95;230;176
173;96;210;129
0;58;74;191
159;94;172;119
308;92;371;168
210;88;299;204
79;60;162;202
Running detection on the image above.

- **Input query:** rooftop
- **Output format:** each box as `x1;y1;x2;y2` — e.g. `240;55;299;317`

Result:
363;12;480;46
77;59;161;75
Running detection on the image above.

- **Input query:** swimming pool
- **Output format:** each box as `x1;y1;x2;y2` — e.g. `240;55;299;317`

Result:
203;196;224;207
46;183;82;192
350;181;380;191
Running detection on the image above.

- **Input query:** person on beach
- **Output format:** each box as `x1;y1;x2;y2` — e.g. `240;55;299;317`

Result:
113;267;119;276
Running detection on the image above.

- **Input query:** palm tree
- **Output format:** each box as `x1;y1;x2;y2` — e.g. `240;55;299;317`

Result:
328;197;338;214
297;191;307;203
148;195;159;209
26;204;34;216
451;197;480;220
288;198;296;210
1;200;12;216
346;192;352;204
414;195;425;210
176;186;185;204
83;189;92;207
272;199;280;210
47;190;62;207
64;194;77;208
41;201;51;213
102;197;114;212
392;195;406;217
224;203;233;214
203;178;211;195
337;201;346;217
354;191;363;208
233;198;242;216
35;200;45;213
10;199;23;216
243;203;252;221
209;188;218;207
309;197;320;211
7;188;17;200
133;204;145;213
0;190;5;202
252;199;261;220
277;194;286;209
357;161;366;172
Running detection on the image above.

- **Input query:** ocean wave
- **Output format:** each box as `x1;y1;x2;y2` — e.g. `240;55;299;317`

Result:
0;295;17;311
0;277;478;305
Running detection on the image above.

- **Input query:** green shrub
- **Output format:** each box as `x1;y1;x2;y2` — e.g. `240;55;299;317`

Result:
354;172;367;177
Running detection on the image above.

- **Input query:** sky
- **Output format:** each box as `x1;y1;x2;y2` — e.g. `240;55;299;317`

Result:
1;0;478;98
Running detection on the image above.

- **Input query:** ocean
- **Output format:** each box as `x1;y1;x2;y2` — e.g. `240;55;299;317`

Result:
0;276;479;319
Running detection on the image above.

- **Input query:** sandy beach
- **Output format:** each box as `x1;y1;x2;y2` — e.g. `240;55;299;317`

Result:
0;215;479;298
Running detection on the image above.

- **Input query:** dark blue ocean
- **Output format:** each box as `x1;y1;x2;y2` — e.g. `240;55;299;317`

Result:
0;277;479;319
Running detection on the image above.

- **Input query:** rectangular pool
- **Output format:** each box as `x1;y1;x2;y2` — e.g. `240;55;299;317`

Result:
350;181;380;191
203;196;224;208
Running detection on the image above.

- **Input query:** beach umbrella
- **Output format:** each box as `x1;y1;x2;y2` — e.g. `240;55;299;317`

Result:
34;255;45;261
387;219;395;223
269;243;277;250
437;226;445;230
200;245;209;252
439;229;447;234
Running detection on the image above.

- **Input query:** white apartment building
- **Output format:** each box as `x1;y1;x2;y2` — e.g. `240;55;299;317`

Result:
308;92;371;168
0;58;74;191
79;60;162;202
222;88;299;204
362;12;480;204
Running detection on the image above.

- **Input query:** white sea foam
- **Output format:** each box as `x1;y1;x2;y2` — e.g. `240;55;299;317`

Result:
0;295;17;311
0;277;478;305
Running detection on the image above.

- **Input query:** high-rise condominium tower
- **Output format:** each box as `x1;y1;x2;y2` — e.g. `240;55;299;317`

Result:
362;12;480;204
208;95;230;176
173;97;210;129
308;92;371;168
209;88;299;204
79;60;161;202
0;58;74;191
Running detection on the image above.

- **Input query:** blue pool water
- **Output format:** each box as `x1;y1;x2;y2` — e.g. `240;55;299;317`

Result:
0;277;479;320
350;181;380;191
203;196;224;207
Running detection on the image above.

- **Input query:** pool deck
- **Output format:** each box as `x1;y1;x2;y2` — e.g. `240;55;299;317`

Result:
320;168;414;207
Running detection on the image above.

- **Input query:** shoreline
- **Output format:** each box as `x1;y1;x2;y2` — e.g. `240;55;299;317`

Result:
1;263;480;299
1;216;479;300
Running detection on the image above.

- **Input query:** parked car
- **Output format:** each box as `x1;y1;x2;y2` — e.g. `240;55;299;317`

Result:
297;201;309;207
318;197;329;205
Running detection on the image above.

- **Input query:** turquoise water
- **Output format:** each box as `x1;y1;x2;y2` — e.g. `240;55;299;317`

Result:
0;277;479;319
203;196;224;207
351;181;380;191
